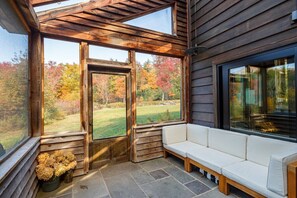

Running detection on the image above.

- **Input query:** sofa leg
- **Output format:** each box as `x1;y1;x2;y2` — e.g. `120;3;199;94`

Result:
219;175;229;195
185;158;192;172
288;161;297;198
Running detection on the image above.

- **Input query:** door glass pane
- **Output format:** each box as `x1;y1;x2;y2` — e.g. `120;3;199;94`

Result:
92;73;126;139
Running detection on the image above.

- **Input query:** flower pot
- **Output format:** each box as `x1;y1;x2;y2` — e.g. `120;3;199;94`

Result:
41;176;60;192
64;169;74;183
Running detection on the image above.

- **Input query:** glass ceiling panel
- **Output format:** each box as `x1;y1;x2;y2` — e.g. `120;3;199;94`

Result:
124;7;173;35
34;0;89;13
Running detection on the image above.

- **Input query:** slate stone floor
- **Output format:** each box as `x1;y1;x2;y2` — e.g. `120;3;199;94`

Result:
37;157;252;198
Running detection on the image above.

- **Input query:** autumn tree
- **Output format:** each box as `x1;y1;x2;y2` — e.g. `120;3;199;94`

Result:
154;56;181;101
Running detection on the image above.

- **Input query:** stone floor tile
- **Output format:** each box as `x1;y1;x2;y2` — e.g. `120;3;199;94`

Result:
130;169;155;185
139;158;171;172
164;166;195;184
185;180;210;195
149;169;169;180
100;162;141;178
104;173;146;198
194;188;237;198
141;177;195;198
36;181;73;198
189;170;217;189
166;156;185;170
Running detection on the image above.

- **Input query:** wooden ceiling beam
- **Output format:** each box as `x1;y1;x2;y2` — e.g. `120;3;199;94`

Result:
30;0;67;7
39;20;185;57
37;0;128;22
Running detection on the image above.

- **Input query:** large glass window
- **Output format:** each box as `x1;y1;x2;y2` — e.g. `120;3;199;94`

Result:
227;56;296;140
0;1;29;158
136;53;182;124
44;38;80;134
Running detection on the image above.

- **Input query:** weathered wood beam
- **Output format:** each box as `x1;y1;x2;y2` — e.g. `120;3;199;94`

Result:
15;0;40;30
40;20;185;56
31;0;67;7
37;0;128;22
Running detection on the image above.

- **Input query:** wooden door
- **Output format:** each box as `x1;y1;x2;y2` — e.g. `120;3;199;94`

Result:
88;67;131;169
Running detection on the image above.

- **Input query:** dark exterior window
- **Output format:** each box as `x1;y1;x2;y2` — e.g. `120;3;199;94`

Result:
218;46;297;141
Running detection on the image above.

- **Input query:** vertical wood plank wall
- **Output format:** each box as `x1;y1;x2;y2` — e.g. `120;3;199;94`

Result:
190;0;297;127
132;121;186;162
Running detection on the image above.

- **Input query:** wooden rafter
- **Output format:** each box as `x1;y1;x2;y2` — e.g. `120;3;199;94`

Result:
30;0;68;7
37;0;128;22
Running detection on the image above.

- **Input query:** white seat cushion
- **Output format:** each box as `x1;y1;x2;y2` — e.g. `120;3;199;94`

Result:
267;148;297;196
247;135;297;167
162;124;187;145
187;124;209;146
164;141;206;158
222;161;283;198
187;148;244;174
208;128;248;159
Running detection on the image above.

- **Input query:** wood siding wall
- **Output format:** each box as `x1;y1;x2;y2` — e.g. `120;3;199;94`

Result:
190;0;297;127
40;132;88;177
0;138;40;198
131;121;185;162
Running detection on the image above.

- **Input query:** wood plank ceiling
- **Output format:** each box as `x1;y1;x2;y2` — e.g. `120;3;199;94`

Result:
32;0;188;57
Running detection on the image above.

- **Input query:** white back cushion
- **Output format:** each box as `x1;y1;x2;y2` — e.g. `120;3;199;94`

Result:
208;128;248;159
162;124;187;145
247;135;297;167
187;124;209;146
267;148;297;196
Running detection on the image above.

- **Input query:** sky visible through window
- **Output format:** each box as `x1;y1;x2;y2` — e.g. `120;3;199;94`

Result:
44;38;155;65
34;0;89;12
124;8;172;34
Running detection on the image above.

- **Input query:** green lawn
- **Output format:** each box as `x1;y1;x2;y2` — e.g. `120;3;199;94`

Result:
45;104;180;139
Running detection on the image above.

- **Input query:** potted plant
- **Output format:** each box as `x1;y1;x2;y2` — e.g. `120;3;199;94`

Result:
36;150;77;192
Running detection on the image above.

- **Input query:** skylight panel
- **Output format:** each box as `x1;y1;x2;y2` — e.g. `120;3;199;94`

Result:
124;7;173;35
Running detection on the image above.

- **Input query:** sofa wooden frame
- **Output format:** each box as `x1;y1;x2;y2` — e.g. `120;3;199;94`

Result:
165;148;297;198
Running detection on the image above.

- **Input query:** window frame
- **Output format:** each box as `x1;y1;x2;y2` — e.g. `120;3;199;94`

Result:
0;0;31;163
135;52;185;126
217;45;297;142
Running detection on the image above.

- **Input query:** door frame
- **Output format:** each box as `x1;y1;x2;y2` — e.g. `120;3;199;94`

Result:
87;59;132;168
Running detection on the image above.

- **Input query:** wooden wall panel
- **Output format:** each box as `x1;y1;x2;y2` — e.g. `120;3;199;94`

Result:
190;0;297;126
40;132;87;177
0;138;40;198
131;121;185;162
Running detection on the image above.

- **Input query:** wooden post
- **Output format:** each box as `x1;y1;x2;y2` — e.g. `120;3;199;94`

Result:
80;42;89;173
129;50;137;162
288;161;297;198
30;31;42;137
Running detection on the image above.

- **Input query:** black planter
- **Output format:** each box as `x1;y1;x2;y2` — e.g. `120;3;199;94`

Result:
41;176;60;192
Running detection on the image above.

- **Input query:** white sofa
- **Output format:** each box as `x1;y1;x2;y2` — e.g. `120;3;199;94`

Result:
162;124;297;198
